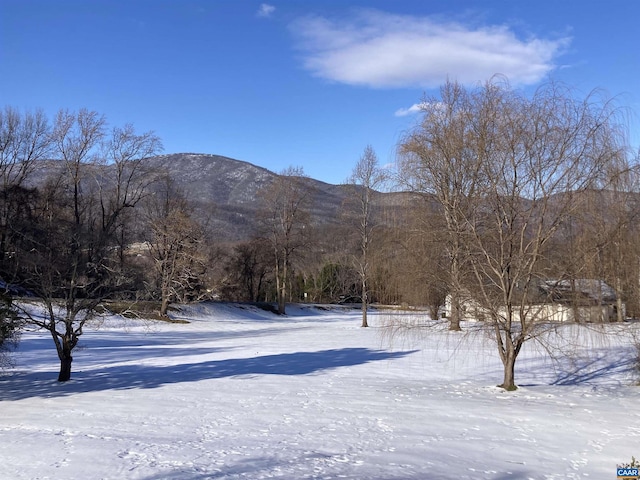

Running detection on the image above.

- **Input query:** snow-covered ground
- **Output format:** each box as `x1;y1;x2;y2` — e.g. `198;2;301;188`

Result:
1;303;639;479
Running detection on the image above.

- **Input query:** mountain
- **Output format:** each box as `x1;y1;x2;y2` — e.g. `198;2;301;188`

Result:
145;153;275;207
142;153;275;240
23;152;410;242
146;153;363;241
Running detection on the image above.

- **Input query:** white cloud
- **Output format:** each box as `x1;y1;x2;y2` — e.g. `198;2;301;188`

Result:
257;3;276;18
395;101;446;117
290;10;570;89
394;103;426;117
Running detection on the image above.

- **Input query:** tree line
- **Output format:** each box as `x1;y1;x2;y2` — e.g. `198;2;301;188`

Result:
1;78;638;388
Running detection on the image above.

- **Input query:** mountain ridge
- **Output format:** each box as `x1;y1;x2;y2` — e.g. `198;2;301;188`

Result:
24;152;409;242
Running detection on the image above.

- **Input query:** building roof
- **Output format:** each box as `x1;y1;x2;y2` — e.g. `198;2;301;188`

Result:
538;279;617;305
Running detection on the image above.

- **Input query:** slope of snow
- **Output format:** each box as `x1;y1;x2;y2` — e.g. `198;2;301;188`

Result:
1;303;639;479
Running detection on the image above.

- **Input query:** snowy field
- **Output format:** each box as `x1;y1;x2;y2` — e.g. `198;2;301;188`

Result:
1;303;639;479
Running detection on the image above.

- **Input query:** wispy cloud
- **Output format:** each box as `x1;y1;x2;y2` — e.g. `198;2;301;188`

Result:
395;101;447;117
394;103;426;117
257;4;276;18
290;9;570;89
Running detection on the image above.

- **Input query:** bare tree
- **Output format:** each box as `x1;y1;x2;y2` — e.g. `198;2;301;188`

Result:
144;177;208;316
0;107;51;363
556;185;640;323
0;106;51;272
101;124;163;264
593;165;640;321
25;109;107;382
257;167;311;314
345;145;388;326
399;81;485;330
399;79;628;390
0;106;51;187
398;201;450;319
14;109;162;381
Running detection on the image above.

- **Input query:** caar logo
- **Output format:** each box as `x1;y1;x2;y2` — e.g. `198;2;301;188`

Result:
617;467;639;479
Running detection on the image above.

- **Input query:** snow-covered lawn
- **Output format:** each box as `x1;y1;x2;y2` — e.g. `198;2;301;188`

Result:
1;303;639;479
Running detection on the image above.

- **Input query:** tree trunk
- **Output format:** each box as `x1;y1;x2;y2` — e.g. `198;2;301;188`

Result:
278;258;288;315
499;348;517;391
276;274;286;315
277;294;286;315
274;254;286;315
499;357;517;391
449;293;462;331
159;261;172;317
615;276;624;323
448;253;462;331
361;283;368;328
57;341;73;382
276;271;286;314
160;296;169;317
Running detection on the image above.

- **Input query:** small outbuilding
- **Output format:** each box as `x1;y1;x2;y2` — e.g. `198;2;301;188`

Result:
444;279;623;323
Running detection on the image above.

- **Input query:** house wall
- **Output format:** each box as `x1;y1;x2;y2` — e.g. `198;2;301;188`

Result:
444;294;624;323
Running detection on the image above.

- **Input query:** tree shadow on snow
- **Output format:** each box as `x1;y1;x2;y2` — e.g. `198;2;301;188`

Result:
550;353;637;386
0;347;417;401
517;348;638;387
133;457;534;480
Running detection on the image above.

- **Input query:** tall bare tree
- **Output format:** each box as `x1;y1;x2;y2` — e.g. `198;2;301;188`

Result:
102;124;163;266
399;82;486;330
144;177;207;316
345;145;388;327
14;109;162;381
397;200;449;320
0;107;51;362
0;107;51;273
0;106;51;187
399;79;628;390
28;109;107;382
258;167;311;314
596;164;640;321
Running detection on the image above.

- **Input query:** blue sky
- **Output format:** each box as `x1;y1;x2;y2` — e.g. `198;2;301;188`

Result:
2;0;639;185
